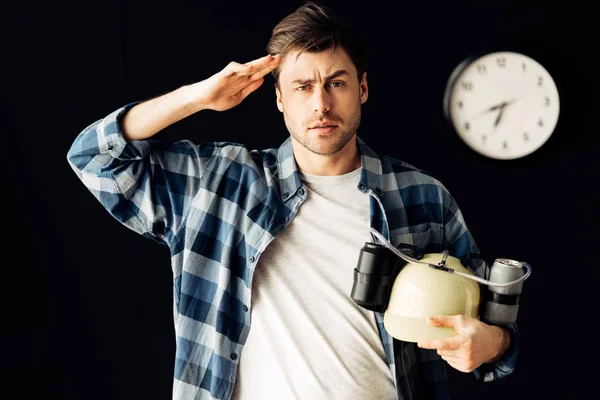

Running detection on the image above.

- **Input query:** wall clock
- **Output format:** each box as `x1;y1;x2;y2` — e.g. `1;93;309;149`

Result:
443;51;560;160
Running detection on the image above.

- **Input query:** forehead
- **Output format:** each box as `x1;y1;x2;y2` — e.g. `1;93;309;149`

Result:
279;47;357;83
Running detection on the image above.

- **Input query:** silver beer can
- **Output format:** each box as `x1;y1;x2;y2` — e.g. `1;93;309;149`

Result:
483;258;525;325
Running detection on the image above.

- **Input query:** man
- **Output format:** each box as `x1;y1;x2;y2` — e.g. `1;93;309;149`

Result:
67;1;517;399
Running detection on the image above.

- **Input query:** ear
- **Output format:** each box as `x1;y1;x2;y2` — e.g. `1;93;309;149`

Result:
359;72;368;104
275;85;283;113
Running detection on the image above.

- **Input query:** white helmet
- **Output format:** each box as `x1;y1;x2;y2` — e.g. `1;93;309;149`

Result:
383;252;480;343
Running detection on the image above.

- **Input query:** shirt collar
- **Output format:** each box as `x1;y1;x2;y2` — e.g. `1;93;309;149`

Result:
276;136;385;202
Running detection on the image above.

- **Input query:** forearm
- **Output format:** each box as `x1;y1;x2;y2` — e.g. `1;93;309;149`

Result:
122;83;205;141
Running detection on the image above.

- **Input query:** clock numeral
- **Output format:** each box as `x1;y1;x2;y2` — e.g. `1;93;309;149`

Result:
496;57;507;68
502;140;508;150
457;100;464;109
522;62;527;72
538;76;543;86
461;81;474;91
482;135;488;143
538;118;544;127
464;121;470;131
477;64;487;74
544;96;550;107
523;132;529;141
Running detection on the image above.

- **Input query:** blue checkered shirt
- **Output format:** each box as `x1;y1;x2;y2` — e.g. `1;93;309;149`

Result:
67;102;518;399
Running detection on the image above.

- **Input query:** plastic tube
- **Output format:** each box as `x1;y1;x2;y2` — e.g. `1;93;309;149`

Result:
369;228;531;288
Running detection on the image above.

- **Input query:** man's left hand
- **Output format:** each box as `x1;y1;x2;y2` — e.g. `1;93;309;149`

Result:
417;315;509;373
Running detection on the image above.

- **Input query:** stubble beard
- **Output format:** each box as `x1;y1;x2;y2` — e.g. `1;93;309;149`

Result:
286;106;362;156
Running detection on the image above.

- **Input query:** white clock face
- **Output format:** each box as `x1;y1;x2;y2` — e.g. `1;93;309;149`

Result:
445;51;560;160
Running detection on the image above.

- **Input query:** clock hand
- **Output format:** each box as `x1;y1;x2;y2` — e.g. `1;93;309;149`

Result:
493;107;505;128
480;98;517;115
487;103;506;113
492;97;519;129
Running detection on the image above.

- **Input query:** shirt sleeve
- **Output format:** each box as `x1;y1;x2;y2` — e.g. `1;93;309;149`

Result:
441;186;520;382
66;102;216;246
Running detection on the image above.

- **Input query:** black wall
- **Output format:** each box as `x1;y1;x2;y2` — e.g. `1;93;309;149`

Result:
2;1;595;399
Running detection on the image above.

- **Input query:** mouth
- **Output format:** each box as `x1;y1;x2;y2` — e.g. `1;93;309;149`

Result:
309;121;338;134
310;124;337;128
309;125;337;135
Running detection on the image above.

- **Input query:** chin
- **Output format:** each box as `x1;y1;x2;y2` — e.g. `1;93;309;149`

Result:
311;140;351;156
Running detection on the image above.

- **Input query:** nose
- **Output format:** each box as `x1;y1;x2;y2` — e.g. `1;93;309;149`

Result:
312;87;331;114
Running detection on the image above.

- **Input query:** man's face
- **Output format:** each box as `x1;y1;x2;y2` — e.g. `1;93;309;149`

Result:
275;47;368;156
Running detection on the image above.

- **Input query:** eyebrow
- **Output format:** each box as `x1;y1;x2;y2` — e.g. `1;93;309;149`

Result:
290;69;350;85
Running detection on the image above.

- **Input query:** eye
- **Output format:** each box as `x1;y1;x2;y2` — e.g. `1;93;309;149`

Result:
295;85;309;91
329;81;345;88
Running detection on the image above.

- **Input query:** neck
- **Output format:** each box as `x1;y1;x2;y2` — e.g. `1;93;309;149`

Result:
291;136;361;176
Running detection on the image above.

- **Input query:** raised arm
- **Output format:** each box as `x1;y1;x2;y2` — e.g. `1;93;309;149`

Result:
66;54;281;245
122;54;282;140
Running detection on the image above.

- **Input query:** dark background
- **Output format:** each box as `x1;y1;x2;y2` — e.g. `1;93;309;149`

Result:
2;1;596;399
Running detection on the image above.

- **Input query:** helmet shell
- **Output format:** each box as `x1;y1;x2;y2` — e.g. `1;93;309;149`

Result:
383;253;480;342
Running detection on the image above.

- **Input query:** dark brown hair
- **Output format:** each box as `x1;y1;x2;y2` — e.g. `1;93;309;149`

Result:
266;1;367;86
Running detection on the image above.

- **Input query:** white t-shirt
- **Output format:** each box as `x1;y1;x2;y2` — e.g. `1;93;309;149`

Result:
233;167;397;400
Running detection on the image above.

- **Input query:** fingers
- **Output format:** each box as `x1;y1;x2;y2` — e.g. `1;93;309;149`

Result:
225;54;281;80
248;54;282;80
436;349;458;358
418;339;444;350
438;351;478;373
418;335;462;350
438;352;461;364
426;315;460;328
239;77;265;100
245;54;281;70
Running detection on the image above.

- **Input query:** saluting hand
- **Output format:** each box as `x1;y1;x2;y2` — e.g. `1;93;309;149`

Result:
192;54;282;112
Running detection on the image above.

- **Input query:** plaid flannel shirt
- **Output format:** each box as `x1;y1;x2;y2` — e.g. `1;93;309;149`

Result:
67;102;518;399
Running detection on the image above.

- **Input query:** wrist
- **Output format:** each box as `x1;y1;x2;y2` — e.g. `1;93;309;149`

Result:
487;327;510;364
182;81;209;113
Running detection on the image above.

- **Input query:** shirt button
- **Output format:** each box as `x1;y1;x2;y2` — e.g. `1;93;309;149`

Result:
231;353;238;360
282;192;289;199
243;305;249;312
358;183;366;190
298;188;305;196
249;256;255;263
